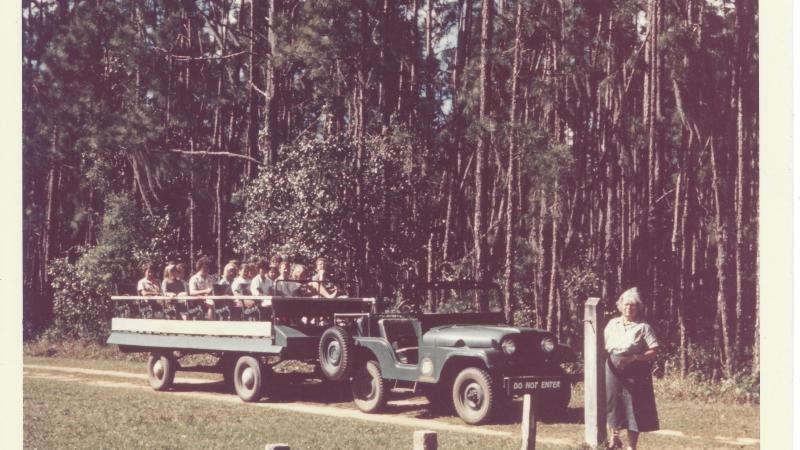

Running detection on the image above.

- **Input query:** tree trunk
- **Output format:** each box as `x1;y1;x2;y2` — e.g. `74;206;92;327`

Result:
473;0;493;311
709;137;734;376
503;0;523;324
265;0;280;163
547;182;560;334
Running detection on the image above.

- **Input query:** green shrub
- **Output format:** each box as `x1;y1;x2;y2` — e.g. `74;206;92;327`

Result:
45;194;174;339
48;258;112;339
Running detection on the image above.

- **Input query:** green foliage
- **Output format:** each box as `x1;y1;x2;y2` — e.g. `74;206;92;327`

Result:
233;133;430;284
47;194;173;338
48;258;112;339
79;194;172;286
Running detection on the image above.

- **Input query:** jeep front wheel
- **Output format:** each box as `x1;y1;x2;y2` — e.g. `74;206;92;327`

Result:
351;360;387;413
452;367;497;425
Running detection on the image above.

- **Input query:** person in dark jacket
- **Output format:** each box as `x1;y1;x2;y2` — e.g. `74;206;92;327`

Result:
604;287;660;450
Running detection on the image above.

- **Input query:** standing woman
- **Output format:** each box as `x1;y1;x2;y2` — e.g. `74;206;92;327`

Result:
604;287;660;450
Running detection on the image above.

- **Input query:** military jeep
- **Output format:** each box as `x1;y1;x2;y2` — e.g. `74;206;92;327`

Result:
317;281;577;425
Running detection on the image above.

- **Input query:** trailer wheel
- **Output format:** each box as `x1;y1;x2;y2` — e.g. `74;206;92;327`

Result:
147;352;176;391
452;367;497;425
352;360;387;413
318;326;354;382
234;356;265;402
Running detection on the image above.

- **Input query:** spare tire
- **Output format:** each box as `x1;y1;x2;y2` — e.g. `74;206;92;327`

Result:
318;326;354;382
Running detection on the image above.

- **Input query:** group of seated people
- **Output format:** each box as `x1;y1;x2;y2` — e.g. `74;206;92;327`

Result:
133;255;341;320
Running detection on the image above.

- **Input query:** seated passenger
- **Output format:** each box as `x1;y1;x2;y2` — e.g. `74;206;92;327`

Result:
218;262;238;295
273;260;294;297
289;264;337;298
175;262;190;293
161;264;187;296
137;263;161;296
160;264;185;319
232;263;255;297
311;256;339;298
269;254;283;276
188;256;215;320
135;263;161;319
250;259;275;297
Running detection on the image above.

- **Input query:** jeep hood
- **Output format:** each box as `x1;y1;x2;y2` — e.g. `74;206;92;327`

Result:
423;325;540;348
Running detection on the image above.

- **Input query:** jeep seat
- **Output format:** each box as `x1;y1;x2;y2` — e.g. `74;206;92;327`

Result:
378;319;420;365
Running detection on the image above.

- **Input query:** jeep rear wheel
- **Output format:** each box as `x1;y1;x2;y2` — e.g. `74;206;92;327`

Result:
452;367;497;425
351;360;387;413
318;326;354;382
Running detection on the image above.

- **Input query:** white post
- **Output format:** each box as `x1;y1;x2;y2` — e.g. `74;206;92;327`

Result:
413;430;437;450
584;297;607;447
520;393;537;450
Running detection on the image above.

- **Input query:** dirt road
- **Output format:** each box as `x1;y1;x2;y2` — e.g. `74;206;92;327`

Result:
24;363;758;448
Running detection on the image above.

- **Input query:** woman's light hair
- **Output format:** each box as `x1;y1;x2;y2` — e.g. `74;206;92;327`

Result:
163;264;176;281
291;264;308;280
616;287;645;314
223;262;237;276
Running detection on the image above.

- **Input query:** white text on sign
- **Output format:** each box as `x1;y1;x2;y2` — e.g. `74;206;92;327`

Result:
511;380;561;390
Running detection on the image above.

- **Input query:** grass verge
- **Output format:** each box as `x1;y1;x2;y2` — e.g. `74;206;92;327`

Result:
25;376;526;450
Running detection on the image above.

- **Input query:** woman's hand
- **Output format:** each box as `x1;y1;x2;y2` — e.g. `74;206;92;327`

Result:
618;354;637;367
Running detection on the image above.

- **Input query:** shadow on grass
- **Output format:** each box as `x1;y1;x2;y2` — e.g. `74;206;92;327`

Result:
169;373;353;405
168;376;584;427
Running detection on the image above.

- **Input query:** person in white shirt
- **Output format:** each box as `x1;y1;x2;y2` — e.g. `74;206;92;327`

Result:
188;256;215;319
250;259;275;297
232;262;255;296
310;256;339;298
137;263;161;296
604;287;660;450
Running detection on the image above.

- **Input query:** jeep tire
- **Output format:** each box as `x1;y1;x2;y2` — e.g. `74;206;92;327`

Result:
318;326;354;382
452;367;498;425
351;360;387;413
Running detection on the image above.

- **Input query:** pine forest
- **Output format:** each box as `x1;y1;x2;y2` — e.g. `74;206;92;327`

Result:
23;0;759;384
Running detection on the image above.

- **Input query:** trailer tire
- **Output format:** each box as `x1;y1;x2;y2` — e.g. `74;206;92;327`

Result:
318;326;354;382
234;356;266;402
147;352;176;391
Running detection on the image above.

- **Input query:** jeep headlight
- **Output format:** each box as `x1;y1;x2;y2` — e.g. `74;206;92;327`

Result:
540;337;556;353
501;337;517;355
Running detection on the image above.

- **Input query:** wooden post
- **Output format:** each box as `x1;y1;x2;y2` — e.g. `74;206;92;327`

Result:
413;430;437;450
265;445;290;450
584;297;607;447
520;393;537;450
